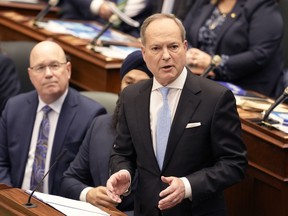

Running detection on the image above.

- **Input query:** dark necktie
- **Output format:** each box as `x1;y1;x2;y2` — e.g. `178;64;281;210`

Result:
156;87;171;170
30;105;52;192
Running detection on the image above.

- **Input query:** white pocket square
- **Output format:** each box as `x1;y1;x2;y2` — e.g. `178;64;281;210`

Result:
186;122;201;128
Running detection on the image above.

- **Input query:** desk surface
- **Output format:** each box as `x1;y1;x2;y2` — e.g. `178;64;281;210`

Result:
0;11;140;93
0;184;127;216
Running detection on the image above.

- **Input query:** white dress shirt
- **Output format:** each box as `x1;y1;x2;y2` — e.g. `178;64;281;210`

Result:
21;89;68;193
150;67;192;199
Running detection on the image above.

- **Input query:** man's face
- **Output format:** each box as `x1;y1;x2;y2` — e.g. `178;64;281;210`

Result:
121;69;151;90
28;42;71;103
142;18;187;86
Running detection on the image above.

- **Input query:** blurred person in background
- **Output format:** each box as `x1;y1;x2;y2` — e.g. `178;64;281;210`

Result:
58;0;154;37
0;53;20;114
184;0;285;98
152;0;196;21
60;50;152;215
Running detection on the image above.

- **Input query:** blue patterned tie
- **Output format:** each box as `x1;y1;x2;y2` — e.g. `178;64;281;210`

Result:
30;105;52;192
156;87;171;170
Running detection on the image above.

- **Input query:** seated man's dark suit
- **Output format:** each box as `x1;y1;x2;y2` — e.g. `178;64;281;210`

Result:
60;114;135;212
0;87;106;195
0;54;20;114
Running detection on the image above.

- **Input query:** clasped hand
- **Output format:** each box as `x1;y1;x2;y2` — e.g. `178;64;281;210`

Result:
106;171;186;211
106;170;131;203
186;48;213;75
86;186;118;209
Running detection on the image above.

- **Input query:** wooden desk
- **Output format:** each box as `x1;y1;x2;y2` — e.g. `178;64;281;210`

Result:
225;108;288;216
0;184;126;216
0;11;133;93
0;1;60;18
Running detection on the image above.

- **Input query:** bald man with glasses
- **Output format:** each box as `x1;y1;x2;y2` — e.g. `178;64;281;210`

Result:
0;40;106;195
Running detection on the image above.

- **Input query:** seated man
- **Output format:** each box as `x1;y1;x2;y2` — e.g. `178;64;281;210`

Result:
59;50;153;213
0;40;106;195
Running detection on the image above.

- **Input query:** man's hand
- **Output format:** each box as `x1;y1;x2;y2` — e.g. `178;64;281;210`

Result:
99;2;115;20
186;48;214;76
106;170;131;203
86;186;118;209
158;176;185;210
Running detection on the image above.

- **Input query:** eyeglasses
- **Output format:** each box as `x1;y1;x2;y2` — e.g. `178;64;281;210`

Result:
29;62;67;73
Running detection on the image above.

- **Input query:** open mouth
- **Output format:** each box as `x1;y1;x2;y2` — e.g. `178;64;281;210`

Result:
162;65;173;69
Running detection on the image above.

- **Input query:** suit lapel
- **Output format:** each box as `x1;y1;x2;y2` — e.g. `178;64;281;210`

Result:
190;3;214;46
215;1;244;50
48;88;78;189
133;75;202;172
162;72;202;171
134;81;160;171
19;92;39;185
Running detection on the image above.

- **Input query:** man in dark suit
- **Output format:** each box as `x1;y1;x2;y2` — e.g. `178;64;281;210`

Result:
59;50;153;215
184;0;284;98
0;41;106;195
0;54;20;114
106;13;247;215
152;0;196;21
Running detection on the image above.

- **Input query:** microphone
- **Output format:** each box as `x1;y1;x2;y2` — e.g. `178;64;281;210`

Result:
33;0;59;27
200;55;222;77
23;149;67;208
261;87;288;125
90;14;119;46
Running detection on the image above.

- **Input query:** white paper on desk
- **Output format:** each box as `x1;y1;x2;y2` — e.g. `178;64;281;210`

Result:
25;190;109;216
270;124;288;134
44;20;134;42
93;45;139;60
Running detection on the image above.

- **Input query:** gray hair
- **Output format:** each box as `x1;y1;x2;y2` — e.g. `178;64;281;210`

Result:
140;13;186;45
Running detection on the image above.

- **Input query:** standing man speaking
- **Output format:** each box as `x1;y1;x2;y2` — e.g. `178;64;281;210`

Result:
107;13;247;216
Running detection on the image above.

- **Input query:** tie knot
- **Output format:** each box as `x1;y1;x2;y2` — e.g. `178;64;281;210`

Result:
42;105;52;115
159;87;170;99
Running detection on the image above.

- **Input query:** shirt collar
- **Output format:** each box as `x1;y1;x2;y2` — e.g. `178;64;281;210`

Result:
37;88;68;114
152;67;187;91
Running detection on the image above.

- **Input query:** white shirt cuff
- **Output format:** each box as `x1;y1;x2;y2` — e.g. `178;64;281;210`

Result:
180;177;192;200
79;186;94;202
90;0;105;15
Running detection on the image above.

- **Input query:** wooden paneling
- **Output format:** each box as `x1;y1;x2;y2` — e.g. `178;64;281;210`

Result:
0;11;124;93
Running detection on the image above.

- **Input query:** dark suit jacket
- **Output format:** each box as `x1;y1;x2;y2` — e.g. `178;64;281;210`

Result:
0;54;20;114
0;87;106;195
60;114;135;211
59;0;154;37
184;0;284;98
110;71;247;216
151;0;196;21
